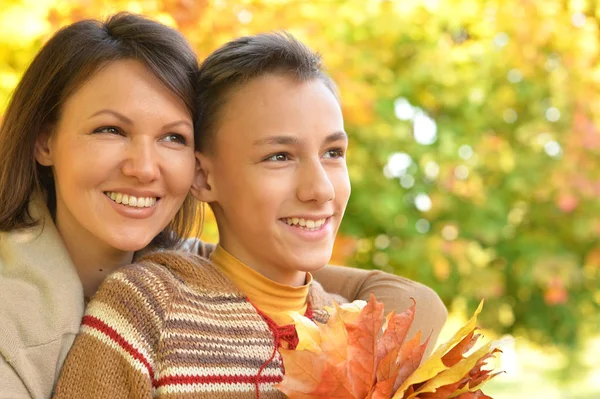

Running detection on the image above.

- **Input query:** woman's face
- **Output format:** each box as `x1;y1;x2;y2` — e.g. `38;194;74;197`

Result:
36;59;196;253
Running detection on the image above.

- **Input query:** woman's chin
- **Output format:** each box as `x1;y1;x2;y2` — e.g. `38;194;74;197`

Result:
105;232;159;253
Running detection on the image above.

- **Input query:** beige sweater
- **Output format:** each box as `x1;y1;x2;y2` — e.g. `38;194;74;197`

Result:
0;201;446;399
0;199;84;399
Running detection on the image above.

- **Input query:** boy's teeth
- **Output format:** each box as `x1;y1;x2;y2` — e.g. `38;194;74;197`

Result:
105;192;157;208
284;217;327;230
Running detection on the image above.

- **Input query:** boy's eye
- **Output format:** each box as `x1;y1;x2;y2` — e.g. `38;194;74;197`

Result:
266;153;289;162
323;148;345;159
162;133;187;145
93;126;123;135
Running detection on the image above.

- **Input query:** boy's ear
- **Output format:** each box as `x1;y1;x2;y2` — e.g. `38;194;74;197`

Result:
35;129;54;166
191;152;218;203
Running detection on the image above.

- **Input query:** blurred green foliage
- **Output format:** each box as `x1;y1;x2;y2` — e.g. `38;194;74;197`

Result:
1;0;599;375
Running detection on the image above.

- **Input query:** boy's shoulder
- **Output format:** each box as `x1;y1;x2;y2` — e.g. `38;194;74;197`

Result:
131;250;244;296
88;251;248;332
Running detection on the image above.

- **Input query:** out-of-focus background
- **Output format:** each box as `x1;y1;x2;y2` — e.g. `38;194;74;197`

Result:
1;0;599;397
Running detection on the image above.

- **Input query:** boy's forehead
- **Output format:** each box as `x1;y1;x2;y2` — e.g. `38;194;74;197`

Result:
221;74;339;119
215;76;343;145
227;73;335;107
201;72;343;157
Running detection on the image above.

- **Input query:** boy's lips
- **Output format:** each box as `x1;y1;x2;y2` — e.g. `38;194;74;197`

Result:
279;217;334;241
281;216;330;229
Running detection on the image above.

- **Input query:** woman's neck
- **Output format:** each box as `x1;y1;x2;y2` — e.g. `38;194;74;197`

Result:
55;215;134;299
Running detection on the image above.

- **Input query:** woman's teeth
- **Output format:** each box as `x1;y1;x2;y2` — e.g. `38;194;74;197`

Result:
284;217;327;230
105;192;157;208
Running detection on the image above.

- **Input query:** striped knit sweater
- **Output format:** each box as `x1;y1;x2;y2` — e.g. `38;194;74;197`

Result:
53;251;344;398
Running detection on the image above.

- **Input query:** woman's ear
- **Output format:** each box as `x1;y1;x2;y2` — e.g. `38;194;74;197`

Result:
191;152;218;203
35;130;54;166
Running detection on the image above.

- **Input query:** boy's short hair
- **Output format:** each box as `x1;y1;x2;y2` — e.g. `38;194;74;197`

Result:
195;32;338;152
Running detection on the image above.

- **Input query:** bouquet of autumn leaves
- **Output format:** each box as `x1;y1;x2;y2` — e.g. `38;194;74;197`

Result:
276;295;501;399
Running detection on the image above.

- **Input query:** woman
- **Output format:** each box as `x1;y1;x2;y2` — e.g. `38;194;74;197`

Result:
0;13;200;398
0;13;446;399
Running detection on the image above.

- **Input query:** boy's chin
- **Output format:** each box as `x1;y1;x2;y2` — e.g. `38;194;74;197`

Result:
276;245;334;274
290;254;332;273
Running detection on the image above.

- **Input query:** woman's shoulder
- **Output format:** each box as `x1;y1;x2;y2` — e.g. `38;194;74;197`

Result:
0;196;83;335
0;195;83;399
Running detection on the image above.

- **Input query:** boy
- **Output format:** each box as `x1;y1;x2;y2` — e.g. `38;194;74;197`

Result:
55;33;427;398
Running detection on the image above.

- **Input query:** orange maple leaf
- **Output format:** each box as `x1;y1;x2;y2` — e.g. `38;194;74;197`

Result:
346;296;384;397
276;295;501;399
376;301;416;365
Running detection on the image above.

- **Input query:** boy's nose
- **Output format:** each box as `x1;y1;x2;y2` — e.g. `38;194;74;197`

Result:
296;160;334;204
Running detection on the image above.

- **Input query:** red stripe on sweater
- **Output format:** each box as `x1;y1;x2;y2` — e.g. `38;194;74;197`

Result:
156;373;283;387
82;315;156;386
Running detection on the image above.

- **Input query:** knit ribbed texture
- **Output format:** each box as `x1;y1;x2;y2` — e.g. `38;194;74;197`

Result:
54;250;338;398
210;245;312;326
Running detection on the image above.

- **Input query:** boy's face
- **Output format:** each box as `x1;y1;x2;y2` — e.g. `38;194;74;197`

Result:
197;73;350;286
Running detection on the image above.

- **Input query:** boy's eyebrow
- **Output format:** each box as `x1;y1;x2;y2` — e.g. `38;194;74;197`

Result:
253;131;348;146
253;135;297;146
324;131;349;143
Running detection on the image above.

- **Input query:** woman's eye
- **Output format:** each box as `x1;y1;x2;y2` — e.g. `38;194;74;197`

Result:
93;126;123;135
324;148;345;159
266;153;289;162
162;133;187;145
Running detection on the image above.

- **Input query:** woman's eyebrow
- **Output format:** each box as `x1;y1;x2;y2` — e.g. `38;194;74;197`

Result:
163;120;193;130
88;109;133;124
88;109;192;130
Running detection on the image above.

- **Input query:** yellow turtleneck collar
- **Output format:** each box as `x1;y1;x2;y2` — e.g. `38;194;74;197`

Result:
209;245;312;326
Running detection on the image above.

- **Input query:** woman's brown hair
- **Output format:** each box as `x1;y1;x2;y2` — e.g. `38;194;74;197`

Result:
0;12;200;247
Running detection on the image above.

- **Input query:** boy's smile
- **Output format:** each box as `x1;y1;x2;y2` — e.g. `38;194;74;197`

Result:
195;73;350;286
280;216;333;242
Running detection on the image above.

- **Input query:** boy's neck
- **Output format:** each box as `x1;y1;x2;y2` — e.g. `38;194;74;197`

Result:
210;245;311;326
217;242;308;287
